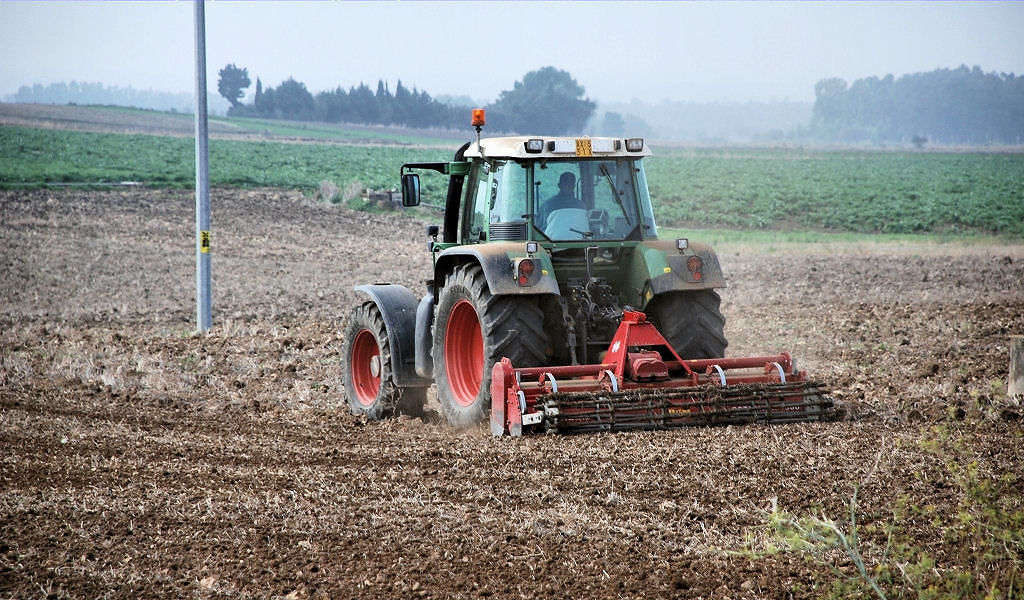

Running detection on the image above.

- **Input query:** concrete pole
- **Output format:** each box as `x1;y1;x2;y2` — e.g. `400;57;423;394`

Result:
1010;336;1024;398
194;0;212;332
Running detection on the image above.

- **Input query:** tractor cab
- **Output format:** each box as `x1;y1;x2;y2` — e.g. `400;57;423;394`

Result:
456;137;657;245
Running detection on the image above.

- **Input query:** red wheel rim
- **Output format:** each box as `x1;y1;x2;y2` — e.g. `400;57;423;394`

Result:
350;329;381;406
444;299;484;407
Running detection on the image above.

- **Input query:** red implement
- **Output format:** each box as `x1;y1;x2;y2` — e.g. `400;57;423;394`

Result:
491;311;833;436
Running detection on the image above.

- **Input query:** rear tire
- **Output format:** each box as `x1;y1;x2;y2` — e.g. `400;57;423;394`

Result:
433;263;548;427
645;290;728;359
341;301;425;419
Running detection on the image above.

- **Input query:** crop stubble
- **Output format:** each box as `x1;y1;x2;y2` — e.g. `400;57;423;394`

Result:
1;188;1023;599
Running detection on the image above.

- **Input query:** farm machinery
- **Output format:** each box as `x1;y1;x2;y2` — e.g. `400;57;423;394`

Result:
341;110;833;435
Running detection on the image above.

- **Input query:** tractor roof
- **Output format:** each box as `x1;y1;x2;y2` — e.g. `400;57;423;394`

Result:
464;136;652;160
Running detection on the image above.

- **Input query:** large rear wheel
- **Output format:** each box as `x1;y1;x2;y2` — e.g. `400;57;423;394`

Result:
645;290;728;359
433;263;548;427
341;301;425;419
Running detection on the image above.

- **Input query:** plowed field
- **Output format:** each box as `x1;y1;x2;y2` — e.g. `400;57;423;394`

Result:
2;188;1023;599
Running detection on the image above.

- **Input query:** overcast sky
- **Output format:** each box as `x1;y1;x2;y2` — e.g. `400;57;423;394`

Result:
2;1;1023;105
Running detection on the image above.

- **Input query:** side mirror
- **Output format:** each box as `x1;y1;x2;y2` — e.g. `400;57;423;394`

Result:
401;173;421;207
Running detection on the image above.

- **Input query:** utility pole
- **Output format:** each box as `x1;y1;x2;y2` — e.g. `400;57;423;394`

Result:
194;0;212;331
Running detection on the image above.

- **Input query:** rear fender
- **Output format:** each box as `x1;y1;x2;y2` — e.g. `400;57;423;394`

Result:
635;240;726;304
354;284;431;387
433;243;560;300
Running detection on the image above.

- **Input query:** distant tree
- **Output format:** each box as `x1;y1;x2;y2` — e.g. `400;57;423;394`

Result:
487;67;596;134
349;83;377;123
254;85;275;116
810;77;848;132
392;80;413;125
811;66;1024;145
5;81;201;112
315;86;349;122
217;64;250;108
375;79;395;124
228;73;461;129
434;93;477;108
600;111;626;136
272;78;316;120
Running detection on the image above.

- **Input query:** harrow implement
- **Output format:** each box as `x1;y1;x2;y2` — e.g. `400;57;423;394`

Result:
491;311;834;436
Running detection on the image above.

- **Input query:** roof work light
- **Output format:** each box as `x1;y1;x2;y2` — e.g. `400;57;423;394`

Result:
625;138;644;152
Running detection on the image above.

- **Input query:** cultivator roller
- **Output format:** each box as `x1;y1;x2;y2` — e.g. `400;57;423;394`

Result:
491;311;834;436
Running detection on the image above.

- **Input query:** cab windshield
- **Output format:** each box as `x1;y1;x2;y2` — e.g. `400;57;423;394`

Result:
532;158;650;241
462;156;658;243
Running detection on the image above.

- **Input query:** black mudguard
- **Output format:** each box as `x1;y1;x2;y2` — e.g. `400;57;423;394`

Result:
354;284;431;388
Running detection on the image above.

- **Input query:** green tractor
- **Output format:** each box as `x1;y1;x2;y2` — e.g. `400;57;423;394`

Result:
342;114;830;435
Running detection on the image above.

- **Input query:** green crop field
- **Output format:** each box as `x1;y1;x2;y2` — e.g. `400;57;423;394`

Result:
2;122;1022;238
646;148;1024;237
0;125;444;194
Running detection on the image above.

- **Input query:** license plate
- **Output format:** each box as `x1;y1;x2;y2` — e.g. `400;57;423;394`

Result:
575;138;592;157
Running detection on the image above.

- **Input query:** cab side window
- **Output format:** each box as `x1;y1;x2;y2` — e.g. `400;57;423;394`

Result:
462;161;493;243
490;161;527;224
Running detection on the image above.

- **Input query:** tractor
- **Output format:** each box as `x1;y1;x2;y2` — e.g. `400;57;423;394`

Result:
341;111;832;435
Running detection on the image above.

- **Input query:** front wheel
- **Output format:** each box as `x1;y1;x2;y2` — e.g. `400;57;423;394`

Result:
433;263;548;427
341;301;425;419
645;290;728;359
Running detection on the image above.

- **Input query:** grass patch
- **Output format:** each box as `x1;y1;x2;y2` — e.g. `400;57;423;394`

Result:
745;426;1024;599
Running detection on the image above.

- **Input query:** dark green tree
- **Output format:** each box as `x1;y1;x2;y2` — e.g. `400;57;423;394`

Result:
230;74;461;129
487;67;596;134
315;86;350;122
272;78;316;120
394;80;413;123
375;80;395;124
217;64;250;108
349;83;377;123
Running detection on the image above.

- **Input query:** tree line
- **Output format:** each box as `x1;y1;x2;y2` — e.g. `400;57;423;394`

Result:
3;81;224;113
812;65;1024;145
217;64;595;135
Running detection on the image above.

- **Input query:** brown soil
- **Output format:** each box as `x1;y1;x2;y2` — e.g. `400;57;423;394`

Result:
2;188;1023;599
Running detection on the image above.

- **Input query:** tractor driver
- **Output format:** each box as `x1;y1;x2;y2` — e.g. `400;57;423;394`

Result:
537;171;584;229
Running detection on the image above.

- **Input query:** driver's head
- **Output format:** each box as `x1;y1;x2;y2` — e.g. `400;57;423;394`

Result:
558;171;575;192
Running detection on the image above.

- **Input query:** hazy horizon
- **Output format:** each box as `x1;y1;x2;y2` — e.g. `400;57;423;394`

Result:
2;1;1023;107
